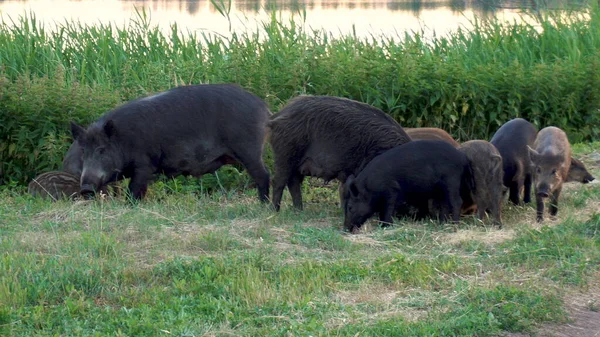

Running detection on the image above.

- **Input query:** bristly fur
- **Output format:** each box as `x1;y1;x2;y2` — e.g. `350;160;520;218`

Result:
268;95;411;211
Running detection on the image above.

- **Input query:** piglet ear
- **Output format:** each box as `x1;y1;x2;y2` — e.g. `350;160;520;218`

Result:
347;177;360;198
103;120;117;138
527;146;540;164
70;121;86;141
491;154;502;172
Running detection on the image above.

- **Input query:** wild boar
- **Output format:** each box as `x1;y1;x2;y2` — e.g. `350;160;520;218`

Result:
567;157;595;184
405;127;460;148
70;84;271;201
268;95;411;211
528;126;571;222
342;140;474;233
458;140;504;227
490;118;537;205
28;171;80;201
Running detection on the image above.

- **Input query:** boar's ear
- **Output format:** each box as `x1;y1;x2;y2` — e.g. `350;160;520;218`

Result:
70;121;86;141
103;120;117;138
527;146;540;164
346;177;360;198
491;154;502;171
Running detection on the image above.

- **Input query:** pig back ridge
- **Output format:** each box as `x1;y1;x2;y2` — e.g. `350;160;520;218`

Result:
91;84;270;144
268;96;411;173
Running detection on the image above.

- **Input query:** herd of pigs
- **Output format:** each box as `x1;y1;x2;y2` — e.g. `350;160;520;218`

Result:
26;84;596;233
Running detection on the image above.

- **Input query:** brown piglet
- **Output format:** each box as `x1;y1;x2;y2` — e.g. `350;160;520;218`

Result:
528;127;571;222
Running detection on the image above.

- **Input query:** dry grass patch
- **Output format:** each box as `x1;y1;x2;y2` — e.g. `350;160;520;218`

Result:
327;285;432;329
443;228;517;246
12;230;83;254
335;283;402;306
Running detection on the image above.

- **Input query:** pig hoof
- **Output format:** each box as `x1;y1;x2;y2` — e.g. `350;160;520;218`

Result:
351;226;361;234
536;216;544;223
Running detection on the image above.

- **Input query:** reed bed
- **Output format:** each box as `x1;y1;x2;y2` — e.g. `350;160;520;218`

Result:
1;5;600;185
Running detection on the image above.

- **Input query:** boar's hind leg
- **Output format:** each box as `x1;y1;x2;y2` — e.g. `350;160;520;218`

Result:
233;151;270;203
272;158;295;211
444;184;463;223
287;172;305;210
549;186;562;218
128;168;153;200
523;173;533;204
508;180;523;205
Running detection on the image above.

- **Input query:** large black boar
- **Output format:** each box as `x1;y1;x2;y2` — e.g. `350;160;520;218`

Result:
342;140;473;233
528;126;571;222
268;95;411;211
28;171;80;201
458;140;504;227
70;84;271;201
490;118;537;205
405;127;460;148
567;157;595;184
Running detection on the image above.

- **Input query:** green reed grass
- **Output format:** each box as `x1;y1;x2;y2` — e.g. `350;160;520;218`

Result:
1;6;600;185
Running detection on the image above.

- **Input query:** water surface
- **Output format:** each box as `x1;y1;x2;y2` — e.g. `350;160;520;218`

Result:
0;0;583;39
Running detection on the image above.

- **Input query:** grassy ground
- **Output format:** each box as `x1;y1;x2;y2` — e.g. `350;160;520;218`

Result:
0;143;599;336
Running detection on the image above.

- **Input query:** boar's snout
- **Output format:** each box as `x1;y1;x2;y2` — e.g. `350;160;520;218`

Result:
537;190;550;198
80;184;98;199
583;175;595;184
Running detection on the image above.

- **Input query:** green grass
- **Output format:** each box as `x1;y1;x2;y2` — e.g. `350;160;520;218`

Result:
1;144;598;336
2;5;600;185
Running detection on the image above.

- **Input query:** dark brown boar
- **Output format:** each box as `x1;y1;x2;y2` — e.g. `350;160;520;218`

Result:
458;140;504;227
567;157;595;184
28;171;80;201
490;118;538;205
405;128;460;148
528;126;571;222
268;95;411;211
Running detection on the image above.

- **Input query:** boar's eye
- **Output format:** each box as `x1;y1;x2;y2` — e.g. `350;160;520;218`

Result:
551;169;557;175
536;167;541;174
96;147;106;155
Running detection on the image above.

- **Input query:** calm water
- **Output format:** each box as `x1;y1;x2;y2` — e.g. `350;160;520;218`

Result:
0;0;585;39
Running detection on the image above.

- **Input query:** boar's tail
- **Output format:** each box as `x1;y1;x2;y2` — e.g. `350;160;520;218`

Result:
462;162;476;195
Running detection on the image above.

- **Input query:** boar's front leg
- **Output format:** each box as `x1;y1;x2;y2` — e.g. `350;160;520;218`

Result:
535;192;545;222
378;196;396;228
287;172;305;210
549;185;562;218
523;173;533;204
128;167;153;200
